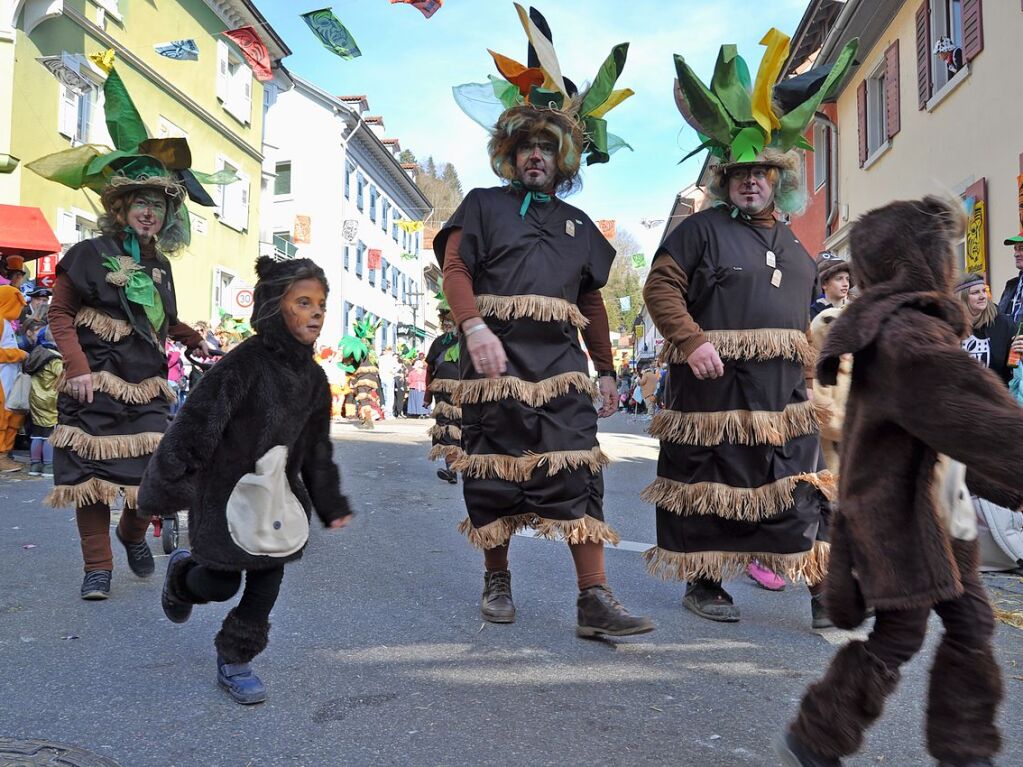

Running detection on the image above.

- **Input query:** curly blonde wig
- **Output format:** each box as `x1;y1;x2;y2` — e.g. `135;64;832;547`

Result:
488;106;584;196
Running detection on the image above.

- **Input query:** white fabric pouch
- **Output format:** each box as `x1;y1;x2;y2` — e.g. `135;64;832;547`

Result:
226;445;309;557
934;455;977;542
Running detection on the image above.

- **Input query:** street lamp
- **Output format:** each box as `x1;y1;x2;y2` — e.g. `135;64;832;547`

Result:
401;289;423;348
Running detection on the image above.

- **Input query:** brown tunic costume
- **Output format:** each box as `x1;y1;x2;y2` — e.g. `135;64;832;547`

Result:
643;206;831;582
434;186;617;548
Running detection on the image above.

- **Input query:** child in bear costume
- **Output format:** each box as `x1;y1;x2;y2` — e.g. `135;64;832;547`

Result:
777;195;1023;767
139;256;352;705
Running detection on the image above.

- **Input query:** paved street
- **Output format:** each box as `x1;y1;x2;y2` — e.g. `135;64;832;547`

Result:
2;414;1021;767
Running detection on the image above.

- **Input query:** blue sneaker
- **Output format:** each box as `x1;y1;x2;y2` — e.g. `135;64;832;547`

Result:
217;656;267;705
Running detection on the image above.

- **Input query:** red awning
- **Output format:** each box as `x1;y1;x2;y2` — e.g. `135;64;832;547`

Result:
0;205;61;261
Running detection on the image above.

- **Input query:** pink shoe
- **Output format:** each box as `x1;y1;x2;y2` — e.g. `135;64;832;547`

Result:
747;560;786;591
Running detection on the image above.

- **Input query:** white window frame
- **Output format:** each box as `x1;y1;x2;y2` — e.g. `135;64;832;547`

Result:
812;121;829;192
931;0;964;91
864;60;888;159
214;154;250;232
58;84;93;144
56;207;98;247
212;266;239;322
273;160;292;198
216;39;253;125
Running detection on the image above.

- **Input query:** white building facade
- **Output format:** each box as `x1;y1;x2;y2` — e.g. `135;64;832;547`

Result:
265;76;433;352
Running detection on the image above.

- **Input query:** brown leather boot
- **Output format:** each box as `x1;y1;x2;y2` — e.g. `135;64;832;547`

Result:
480;570;515;623
0;455;22;472
576;584;654;637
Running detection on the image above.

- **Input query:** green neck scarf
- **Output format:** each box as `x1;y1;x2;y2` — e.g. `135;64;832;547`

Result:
122;226;143;263
103;233;166;332
512;181;552;218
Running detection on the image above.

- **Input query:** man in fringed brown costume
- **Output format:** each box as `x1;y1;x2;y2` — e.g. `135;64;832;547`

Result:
434;109;652;637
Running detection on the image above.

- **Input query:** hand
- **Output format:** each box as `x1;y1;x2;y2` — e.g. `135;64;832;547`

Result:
66;373;94;404
328;516;352;530
464;323;507;378
1011;336;1023;356
686;342;724;380
196;339;212;357
597;376;617;418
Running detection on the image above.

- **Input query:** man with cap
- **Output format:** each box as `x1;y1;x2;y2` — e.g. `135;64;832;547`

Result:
810;252;851;320
996;230;1023;323
641;28;857;625
26;287;51;323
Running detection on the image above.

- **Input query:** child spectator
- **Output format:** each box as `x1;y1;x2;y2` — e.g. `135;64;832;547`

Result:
23;326;62;476
139;257;352;705
0;285;28;472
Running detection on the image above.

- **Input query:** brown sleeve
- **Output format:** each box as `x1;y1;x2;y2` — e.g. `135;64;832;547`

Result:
48;273;90;379
168;322;203;350
577;290;613;371
642;253;708;357
441;229;483;328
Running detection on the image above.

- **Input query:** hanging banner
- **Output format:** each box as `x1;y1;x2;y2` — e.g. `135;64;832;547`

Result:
367;248;382;269
155;39;200;61
342;219;359;243
222;26;273;81
631;253;646;269
35;255;57;289
36;54;92;94
293;215;311;245
618;296;631;312
596;219;616;240
390;0;443;19
965;198;987;276
396;219;424;233
301;8;363;61
87;48;116;74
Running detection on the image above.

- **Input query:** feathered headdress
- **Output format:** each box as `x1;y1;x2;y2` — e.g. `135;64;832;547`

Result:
674;29;858;168
452;3;633;166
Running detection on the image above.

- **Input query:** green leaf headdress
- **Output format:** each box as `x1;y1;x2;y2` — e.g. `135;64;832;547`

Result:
452;4;634;167
435;278;451;315
673;29;858;168
337;315;381;371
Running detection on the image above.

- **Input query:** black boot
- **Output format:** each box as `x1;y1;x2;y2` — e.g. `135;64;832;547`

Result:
161;549;202;624
481;570;515;623
576;584;654;638
790;640;900;760
683;579;740;622
811;593;834;630
926;640;1003;765
774;731;842;766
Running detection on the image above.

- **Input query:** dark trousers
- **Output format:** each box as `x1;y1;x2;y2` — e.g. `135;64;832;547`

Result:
185;565;284;625
866;559;995;668
393;390;406;418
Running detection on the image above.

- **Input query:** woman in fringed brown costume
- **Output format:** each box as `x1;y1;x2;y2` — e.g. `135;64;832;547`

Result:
424;307;462;483
45;165;207;600
435;101;652;637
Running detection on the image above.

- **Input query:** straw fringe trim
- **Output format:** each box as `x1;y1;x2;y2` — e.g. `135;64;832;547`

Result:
355;378;380;390
428;378;459;394
451;446;609;483
644;540;831;585
59;371;175;405
662;329;816;365
75;307;132;343
432;401;462;420
475;294;589;329
44;477;139;509
428;444;464;462
51;424;163;461
458;513;621;549
650;400;821;447
428;424;462;441
454;371;597;406
641;471;837;522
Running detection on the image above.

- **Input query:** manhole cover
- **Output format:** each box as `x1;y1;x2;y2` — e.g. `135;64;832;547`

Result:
0;738;120;767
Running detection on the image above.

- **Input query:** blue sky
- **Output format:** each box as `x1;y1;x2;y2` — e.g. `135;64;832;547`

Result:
259;0;808;256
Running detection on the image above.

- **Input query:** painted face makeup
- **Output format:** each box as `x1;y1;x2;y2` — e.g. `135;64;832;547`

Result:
281;277;327;345
126;193;168;240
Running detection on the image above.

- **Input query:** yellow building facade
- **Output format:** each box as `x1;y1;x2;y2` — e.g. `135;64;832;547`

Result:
792;0;1023;293
0;0;289;324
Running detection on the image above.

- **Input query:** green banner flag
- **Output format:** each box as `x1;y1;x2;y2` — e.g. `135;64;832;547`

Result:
301;8;362;60
631;253;646;269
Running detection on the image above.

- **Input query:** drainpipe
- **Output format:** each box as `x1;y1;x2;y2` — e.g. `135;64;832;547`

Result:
818;0;862;64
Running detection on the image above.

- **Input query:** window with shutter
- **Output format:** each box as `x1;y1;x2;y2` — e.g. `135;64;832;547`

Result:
56;208;76;245
343;246;350;271
58;85;78;139
856;80;868;167
216;40;229;103
884;41;900;138
75;89;92;145
961;0;983;61
236;173;250;231
915;1;932;108
356;242;364;277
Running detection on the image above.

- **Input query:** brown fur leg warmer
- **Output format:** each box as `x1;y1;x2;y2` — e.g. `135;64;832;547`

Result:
214;607;270;664
926;640;1003;763
790;640;900;759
